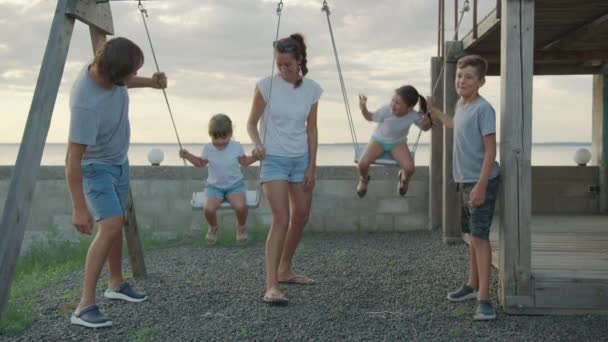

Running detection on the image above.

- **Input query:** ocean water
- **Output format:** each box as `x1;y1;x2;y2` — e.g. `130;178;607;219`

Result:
0;142;593;166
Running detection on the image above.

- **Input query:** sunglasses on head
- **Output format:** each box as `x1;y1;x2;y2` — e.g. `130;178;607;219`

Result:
273;39;298;53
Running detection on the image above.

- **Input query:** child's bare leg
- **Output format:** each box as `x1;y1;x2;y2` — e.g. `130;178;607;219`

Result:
227;193;248;241
467;243;479;290
471;236;492;300
391;144;415;195
356;140;384;196
203;198;222;243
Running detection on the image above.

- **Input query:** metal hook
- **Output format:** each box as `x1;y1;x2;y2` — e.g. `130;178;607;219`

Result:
276;0;283;16
138;0;148;17
321;0;330;15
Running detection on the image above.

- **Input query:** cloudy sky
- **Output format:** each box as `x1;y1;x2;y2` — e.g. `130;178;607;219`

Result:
0;0;593;144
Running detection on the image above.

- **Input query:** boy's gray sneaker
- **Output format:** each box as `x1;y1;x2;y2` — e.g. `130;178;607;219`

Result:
104;282;147;303
447;284;478;302
474;300;497;320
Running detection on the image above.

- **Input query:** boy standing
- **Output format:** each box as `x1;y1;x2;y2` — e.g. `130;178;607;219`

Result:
428;54;500;320
66;37;167;328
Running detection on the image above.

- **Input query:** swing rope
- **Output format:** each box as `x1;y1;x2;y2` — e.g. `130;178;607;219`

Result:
322;0;359;152
137;1;186;165
261;0;284;147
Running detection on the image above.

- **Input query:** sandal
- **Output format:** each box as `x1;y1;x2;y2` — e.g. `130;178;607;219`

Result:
398;170;409;196
356;175;371;198
236;225;248;243
206;227;218;245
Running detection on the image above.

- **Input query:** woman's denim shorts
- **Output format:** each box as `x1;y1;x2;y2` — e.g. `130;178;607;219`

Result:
260;153;309;183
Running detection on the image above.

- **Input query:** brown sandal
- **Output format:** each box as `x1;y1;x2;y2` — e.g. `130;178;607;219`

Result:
356;175;371;198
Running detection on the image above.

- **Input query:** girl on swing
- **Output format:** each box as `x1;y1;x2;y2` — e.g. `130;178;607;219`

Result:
356;85;432;197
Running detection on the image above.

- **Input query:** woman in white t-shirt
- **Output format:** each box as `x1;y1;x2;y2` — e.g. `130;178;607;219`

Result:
357;85;432;197
247;33;323;305
180;114;258;244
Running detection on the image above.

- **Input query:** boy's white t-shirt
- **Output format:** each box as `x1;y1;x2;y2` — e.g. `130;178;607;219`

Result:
201;140;245;189
256;75;323;157
371;104;423;144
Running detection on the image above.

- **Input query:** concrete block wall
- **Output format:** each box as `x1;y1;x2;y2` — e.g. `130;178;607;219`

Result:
0;165;601;254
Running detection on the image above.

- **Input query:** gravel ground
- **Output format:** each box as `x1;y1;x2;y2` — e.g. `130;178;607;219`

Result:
3;230;607;341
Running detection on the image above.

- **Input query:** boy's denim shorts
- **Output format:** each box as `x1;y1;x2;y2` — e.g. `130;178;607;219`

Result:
459;176;500;241
206;180;246;200
82;160;130;221
260;153;309;183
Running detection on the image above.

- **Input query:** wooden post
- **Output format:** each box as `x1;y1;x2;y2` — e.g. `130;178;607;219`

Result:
0;0;75;323
499;0;534;312
124;189;147;277
429;57;444;230
592;67;608;213
442;41;463;243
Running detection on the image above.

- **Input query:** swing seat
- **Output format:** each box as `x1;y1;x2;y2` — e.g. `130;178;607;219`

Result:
354;145;398;166
191;190;260;210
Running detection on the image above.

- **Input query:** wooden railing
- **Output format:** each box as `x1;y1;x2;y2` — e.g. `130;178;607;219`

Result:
438;0;502;57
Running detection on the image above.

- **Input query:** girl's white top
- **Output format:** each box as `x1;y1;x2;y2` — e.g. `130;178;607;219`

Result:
371;104;423;144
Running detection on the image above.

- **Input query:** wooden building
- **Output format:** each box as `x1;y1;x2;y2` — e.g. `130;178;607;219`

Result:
431;0;608;314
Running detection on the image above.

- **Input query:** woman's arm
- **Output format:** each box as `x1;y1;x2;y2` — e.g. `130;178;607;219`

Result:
247;88;267;160
239;155;258;167
303;102;319;192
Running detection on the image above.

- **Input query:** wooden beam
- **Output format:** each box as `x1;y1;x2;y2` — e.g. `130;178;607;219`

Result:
124;189;147;278
442;41;463;244
0;0;75;323
429;57;444;231
593;68;608;213
483;50;608;65
486;63;603;76
462;8;500;51
498;0;534;311
542;12;608;51
65;0;114;35
534;278;608;311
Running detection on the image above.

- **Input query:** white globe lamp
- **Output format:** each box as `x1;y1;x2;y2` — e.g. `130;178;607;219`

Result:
573;148;591;166
148;148;164;166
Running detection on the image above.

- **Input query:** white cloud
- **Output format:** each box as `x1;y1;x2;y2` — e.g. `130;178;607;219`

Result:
0;0;596;143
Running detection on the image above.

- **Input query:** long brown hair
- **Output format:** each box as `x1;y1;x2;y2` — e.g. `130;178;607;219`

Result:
92;37;144;85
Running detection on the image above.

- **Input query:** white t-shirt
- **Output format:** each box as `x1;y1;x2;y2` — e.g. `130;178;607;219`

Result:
201;140;245;189
256;75;323;157
371;104;423;144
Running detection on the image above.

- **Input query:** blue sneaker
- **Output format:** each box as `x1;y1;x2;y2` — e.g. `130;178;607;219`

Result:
474;300;497;320
447;284;478;302
70;305;112;328
104;282;147;303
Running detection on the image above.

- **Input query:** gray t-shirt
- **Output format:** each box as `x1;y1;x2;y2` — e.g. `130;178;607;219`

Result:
201;140;245;189
69;65;130;165
453;96;500;183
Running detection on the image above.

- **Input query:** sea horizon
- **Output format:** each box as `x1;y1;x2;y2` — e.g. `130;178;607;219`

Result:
0;142;593;166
